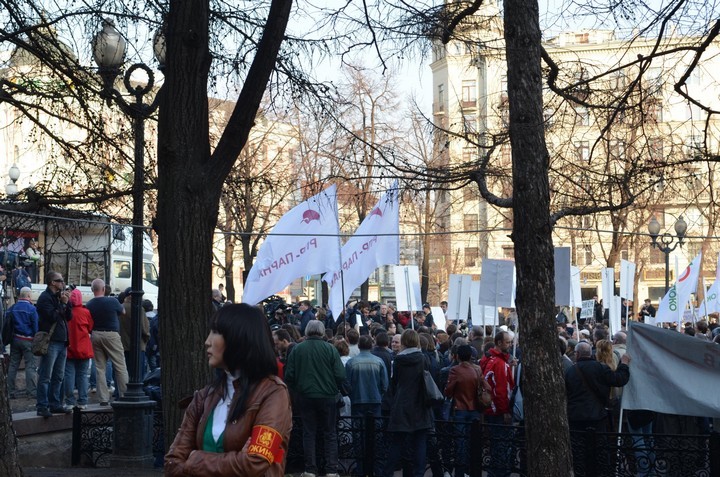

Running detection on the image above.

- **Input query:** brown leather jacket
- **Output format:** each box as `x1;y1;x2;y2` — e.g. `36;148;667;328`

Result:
444;362;486;411
165;375;292;477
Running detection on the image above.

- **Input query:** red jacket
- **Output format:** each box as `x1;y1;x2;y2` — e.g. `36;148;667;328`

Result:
480;348;515;415
67;289;94;360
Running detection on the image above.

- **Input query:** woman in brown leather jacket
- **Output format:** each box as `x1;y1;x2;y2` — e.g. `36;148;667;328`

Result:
165;304;292;476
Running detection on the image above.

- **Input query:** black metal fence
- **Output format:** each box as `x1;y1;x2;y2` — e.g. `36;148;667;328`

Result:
72;410;720;476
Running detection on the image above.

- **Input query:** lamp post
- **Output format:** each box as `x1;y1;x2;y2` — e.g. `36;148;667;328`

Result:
648;215;687;293
91;17;164;468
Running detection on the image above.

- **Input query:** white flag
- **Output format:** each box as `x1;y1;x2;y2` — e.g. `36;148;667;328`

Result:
323;182;400;320
622;322;720;418
655;252;702;324
697;254;720;317
242;185;341;305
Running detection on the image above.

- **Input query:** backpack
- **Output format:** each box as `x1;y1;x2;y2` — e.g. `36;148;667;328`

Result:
2;310;15;346
15;271;30;290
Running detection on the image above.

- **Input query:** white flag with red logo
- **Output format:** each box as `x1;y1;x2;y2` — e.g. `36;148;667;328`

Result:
655;252;702;324
697;254;720;317
242;185;341;305
323;182;400;321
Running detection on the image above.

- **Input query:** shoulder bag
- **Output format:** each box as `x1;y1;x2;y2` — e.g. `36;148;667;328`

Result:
31;321;57;356
423;370;444;406
475;365;493;408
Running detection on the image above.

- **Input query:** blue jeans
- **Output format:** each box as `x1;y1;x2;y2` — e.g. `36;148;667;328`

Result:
64;358;90;406
36;341;67;410
453;409;481;476
8;339;37;396
298;395;339;474
384;429;428;477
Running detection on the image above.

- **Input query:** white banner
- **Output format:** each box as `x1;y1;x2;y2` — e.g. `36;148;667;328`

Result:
570;266;583;308
242;185;340;305
601;267;614;310
622;322;720;418
470;280;498;328
620;259;636;301
394;265;422;312
656;253;702;324
554;248;571;306
609;295;622;335
479;259;516;308
323;182;400;320
447;274;472;322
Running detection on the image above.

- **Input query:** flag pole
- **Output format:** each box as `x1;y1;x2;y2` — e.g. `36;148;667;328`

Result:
404;267;414;330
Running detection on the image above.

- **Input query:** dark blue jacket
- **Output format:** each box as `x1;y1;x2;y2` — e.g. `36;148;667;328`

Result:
36;287;72;343
6;299;39;338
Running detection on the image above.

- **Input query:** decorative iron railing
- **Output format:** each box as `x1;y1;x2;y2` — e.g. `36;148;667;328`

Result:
72;410;720;476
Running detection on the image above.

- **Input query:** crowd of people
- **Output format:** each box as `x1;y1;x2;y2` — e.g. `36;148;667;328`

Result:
2;272;159;416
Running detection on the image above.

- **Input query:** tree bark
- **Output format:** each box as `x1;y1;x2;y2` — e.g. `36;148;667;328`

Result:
0;361;23;477
504;0;574;474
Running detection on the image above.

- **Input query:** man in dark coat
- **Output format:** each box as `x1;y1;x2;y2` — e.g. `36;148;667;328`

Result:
298;299;315;336
565;341;631;431
35;271;73;417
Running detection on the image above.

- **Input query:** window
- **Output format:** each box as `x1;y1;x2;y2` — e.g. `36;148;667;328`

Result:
575;106;590;126
686;134;703;159
648;138;663;164
462;147;477;163
114;260;131;279
500;76;508;101
500;144;511;165
464;247;479;267
610;140;626;161
575;141;590;162
144;262;159;286
437;84;445;112
647;100;663;123
620;246;629;261
582;244;593;265
687;241;702;260
463;187;477;202
463;114;478;133
462;80;477;104
503;246;514;260
575;33;589;44
649;247;664;265
582;215;593;229
464;213;479;231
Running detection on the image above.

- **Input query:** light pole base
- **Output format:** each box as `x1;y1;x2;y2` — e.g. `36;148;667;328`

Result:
111;390;156;468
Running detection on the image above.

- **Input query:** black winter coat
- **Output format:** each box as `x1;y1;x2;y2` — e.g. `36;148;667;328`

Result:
565;358;629;422
386;349;434;432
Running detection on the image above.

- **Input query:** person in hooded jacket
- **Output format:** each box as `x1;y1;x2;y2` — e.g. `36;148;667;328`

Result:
64;288;94;409
383;329;434;477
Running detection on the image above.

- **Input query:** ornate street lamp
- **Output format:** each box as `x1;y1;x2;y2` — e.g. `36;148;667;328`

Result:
648;215;687;292
91;17;164;468
5;163;21;198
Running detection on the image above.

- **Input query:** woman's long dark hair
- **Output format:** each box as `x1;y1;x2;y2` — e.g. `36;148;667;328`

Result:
208;303;278;422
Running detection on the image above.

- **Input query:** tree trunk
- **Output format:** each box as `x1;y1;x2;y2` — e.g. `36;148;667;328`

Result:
0;362;23;477
156;0;291;448
504;0;574;474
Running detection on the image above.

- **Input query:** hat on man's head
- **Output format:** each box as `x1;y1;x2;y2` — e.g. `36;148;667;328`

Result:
579;329;590;337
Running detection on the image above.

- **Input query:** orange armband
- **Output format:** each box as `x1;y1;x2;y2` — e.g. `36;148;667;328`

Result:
247;425;285;464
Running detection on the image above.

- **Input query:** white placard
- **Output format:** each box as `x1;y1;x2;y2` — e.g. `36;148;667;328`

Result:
570;266;583;308
620;259;636;301
610;295;622;335
471;280;498;328
554;248;571;306
601;268;614;310
581;300;595;319
431;307;446;331
393;265;422;312
447;274;472;322
479;259;516;308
